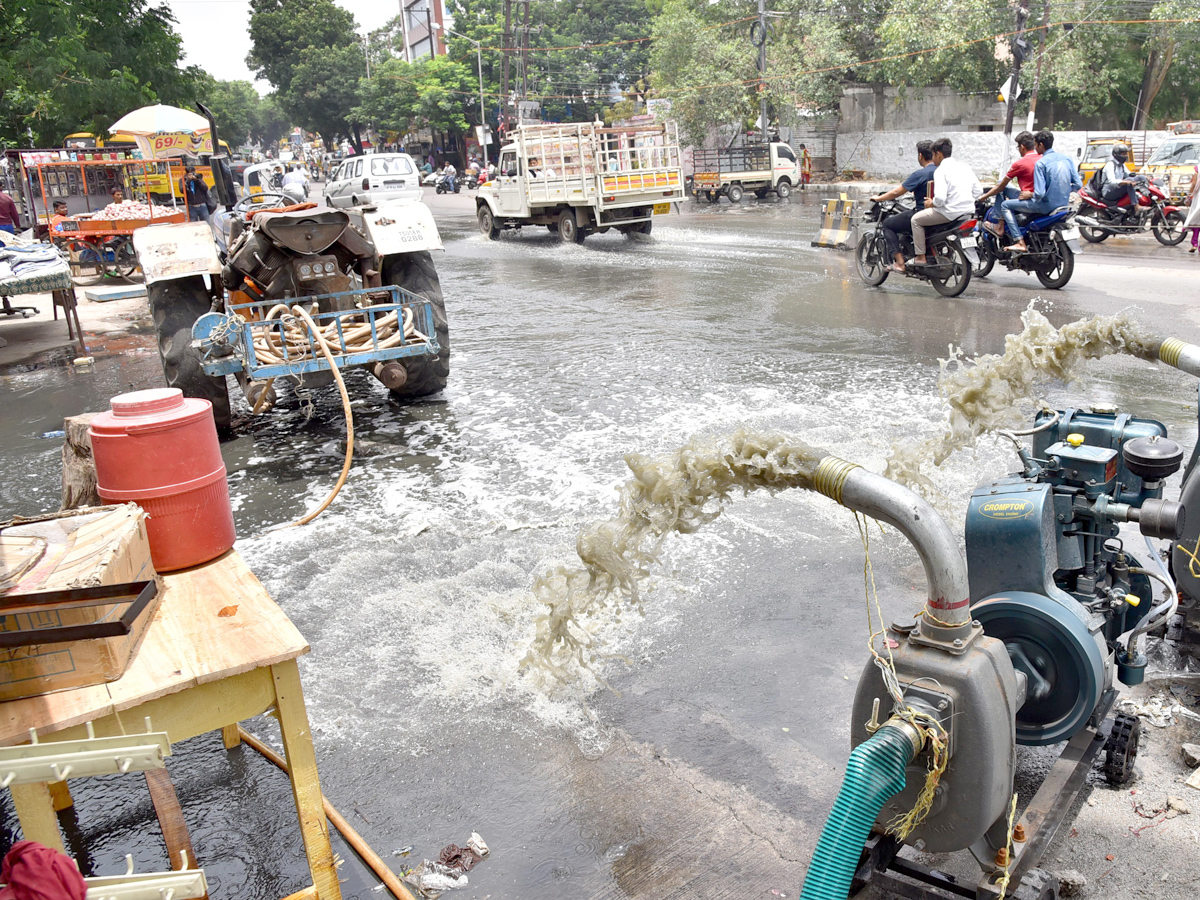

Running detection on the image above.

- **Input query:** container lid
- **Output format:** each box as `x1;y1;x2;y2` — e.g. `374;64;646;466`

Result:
90;388;214;436
111;388;184;417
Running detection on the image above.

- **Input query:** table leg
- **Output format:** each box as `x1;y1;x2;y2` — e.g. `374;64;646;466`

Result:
48;780;73;812
9;783;65;852
221;724;242;749
272;659;341;900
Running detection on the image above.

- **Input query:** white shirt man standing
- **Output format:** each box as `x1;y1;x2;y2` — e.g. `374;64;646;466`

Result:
907;136;982;270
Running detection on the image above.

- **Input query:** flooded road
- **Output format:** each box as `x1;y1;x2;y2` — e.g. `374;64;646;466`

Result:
2;192;1198;899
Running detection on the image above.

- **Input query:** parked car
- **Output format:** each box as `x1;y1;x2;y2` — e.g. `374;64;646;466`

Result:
325;153;423;208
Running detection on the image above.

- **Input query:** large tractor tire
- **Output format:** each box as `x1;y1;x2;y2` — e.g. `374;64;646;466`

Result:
382;251;450;398
147;276;231;432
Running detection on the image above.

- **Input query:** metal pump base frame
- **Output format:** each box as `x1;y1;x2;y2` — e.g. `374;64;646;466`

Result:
849;690;1119;900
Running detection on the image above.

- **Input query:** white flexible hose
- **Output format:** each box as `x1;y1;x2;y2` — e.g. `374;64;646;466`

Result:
1120;534;1179;656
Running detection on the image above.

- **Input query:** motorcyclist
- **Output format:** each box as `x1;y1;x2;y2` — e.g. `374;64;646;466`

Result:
979;131;1039;215
1098;145;1138;220
869;140;935;272
282;165;310;198
992;129;1081;253
444;162;457;192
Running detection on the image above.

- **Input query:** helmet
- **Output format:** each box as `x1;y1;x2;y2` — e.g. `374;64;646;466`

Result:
1112;145;1129;162
281;183;306;204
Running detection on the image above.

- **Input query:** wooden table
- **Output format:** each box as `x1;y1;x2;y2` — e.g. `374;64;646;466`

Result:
0;550;341;900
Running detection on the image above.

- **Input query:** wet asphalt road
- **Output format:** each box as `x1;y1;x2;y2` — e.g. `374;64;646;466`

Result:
1;187;1199;899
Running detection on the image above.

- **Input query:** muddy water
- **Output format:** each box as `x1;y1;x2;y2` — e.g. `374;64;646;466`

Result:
1;196;1198;899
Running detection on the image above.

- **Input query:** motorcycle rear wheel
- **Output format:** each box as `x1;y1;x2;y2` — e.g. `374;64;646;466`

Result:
1079;224;1108;243
1035;238;1075;289
855;232;889;286
929;242;971;297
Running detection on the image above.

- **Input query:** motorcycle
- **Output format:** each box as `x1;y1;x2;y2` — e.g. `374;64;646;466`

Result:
1076;173;1187;246
434;173;461;195
855;200;976;297
972;198;1080;289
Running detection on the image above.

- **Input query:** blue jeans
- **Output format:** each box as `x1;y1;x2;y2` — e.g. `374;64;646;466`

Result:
188;204;211;224
992;185;1020;216
1000;198;1052;240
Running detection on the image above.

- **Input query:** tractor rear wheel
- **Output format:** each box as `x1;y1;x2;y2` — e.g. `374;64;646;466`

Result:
381;251;450;398
148;276;231;432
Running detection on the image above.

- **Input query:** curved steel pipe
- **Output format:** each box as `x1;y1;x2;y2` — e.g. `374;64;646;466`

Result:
813;457;972;626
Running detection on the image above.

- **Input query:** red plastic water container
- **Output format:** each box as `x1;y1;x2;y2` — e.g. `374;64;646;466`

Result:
90;388;235;572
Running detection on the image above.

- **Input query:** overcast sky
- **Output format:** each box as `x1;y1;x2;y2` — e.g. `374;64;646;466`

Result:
167;0;400;93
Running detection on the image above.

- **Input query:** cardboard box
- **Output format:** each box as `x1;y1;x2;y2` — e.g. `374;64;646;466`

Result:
0;505;159;701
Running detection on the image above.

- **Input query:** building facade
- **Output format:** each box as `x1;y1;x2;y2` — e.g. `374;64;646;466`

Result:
398;0;448;61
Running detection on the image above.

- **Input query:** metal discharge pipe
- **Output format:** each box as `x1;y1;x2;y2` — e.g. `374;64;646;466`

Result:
811;456;972;626
1154;338;1200;378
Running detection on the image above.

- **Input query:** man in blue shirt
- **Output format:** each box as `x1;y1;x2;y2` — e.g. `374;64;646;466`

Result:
869;141;936;270
987;130;1081;253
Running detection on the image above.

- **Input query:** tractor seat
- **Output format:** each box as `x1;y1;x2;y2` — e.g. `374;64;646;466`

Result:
253;209;350;254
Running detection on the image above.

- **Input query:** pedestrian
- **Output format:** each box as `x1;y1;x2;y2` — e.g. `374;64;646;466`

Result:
908;136;982;269
0;188;21;235
179;165;212;224
1185;164;1200;254
799;143;812;190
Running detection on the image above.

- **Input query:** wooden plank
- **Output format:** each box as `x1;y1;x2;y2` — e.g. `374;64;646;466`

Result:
0;684;114;746
30;666;276;747
47;779;73;812
9;782;64;852
271;660;341;900
144;767;199;874
155;551;309;689
0;551;306;744
221;723;242;748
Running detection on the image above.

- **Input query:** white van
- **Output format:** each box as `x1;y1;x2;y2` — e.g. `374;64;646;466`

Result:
325;153;423;207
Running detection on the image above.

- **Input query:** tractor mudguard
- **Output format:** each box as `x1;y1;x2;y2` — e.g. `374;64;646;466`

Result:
351;200;443;256
132;222;222;286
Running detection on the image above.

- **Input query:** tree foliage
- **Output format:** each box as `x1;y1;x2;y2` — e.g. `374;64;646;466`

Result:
1;0;202;148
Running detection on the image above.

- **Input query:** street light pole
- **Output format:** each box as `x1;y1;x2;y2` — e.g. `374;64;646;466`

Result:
757;0;768;143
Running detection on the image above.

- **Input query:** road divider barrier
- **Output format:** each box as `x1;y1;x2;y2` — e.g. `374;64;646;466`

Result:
812;194;858;251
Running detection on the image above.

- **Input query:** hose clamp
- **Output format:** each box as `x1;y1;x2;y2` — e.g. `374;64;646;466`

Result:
1159;337;1186;368
814;456;862;506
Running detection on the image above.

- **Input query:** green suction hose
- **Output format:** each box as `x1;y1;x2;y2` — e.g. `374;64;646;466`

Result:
799;723;920;900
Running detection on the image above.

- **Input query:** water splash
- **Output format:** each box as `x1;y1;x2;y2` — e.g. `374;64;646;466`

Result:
521;430;827;680
885;305;1159;493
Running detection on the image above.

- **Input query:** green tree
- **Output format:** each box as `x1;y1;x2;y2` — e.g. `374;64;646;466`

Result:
255;95;292;146
1;0;202;148
194;78;262;148
246;0;359;93
870;0;1008;94
284;44;367;149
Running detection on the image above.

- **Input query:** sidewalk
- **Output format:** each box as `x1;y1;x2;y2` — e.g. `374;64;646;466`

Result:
0;284;151;368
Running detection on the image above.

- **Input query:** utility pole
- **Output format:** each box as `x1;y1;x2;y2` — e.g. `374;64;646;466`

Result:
1026;0;1050;131
1003;0;1031;139
398;0;411;62
756;0;768;143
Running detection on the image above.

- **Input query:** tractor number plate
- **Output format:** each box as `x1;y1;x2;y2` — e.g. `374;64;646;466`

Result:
653;203;672;215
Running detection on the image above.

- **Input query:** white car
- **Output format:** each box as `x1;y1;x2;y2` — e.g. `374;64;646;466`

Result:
325;153;423;207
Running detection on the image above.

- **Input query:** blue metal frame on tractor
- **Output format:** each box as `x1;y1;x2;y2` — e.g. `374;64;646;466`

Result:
200;286;438;379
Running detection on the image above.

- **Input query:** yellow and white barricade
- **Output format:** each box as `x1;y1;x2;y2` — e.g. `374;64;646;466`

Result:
811;194;857;250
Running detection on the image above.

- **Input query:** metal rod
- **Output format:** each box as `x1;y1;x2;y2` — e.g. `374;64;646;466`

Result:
236;728;417;900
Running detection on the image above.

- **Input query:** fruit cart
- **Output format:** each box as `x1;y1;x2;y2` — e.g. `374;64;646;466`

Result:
34;160;186;286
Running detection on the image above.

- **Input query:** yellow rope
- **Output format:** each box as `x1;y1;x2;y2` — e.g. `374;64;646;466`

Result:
815;456;861;505
992;793;1019;900
1176;531;1200;579
853;511;950;839
1159;337;1186;368
918;606;961;629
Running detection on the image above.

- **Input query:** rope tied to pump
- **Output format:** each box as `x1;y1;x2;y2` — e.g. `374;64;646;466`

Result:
850;498;951;841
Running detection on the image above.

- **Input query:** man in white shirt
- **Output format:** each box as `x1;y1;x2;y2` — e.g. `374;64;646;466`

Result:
282;167;310;197
907;136;982;270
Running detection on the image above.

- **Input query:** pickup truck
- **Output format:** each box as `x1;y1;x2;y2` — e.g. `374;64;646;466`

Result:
476;122;686;242
692;143;800;203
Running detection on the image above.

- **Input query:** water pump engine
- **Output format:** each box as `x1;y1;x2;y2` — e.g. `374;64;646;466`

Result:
967;406;1185;746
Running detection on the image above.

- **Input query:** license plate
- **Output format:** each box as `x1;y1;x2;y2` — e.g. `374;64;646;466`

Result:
959;236;976;249
653;203;672;215
1061;226;1080;242
384;180;405;187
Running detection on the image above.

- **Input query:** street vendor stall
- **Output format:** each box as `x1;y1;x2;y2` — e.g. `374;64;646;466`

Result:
38;160;186;286
0;239;85;354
